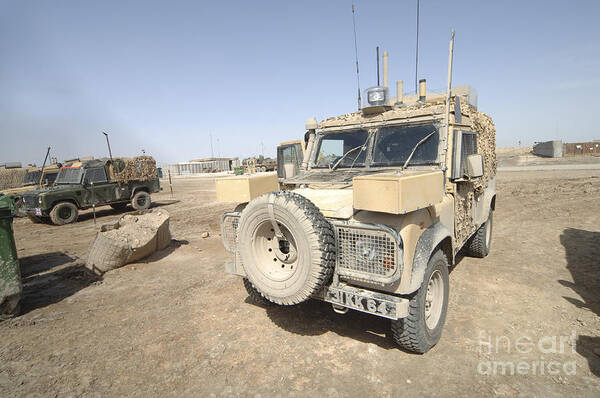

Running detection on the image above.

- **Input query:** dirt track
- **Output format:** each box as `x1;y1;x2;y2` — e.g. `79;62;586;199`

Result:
1;169;599;396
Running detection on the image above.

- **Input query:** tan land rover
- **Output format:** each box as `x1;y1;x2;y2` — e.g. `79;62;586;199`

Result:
217;48;496;353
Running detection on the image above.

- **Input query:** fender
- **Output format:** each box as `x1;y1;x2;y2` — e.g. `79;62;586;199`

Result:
405;222;452;294
130;185;149;198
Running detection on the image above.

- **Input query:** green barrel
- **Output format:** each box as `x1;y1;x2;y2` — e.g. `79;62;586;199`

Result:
234;166;244;175
0;194;21;319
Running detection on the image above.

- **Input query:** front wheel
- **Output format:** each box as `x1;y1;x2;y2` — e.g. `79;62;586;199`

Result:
391;249;450;353
49;202;79;225
131;191;151;210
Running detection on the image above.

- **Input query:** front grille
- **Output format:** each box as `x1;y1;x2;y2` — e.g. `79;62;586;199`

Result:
22;195;38;208
221;213;240;253
334;223;401;284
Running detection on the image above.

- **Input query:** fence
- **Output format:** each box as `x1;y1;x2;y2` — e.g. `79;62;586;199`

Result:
161;158;240;176
563;142;600;157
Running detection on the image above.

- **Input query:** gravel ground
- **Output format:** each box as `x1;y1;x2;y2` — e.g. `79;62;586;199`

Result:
0;170;599;397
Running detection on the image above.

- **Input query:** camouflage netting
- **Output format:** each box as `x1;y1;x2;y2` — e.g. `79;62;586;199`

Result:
114;156;158;183
0;168;27;191
462;105;497;194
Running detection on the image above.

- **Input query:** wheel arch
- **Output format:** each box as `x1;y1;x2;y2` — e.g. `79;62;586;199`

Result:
50;198;80;209
405;222;453;294
131;185;150;198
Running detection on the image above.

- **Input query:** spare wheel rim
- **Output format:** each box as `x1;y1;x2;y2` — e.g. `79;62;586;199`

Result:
251;219;299;282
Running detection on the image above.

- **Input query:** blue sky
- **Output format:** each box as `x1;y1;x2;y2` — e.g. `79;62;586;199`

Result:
1;0;599;165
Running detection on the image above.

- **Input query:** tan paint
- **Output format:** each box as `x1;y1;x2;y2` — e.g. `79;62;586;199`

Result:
382;51;389;88
396;80;403;104
353;208;433;294
293;188;354;219
353;171;443;215
215;172;278;203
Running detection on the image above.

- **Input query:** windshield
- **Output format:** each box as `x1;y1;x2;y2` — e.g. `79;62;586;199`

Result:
314;129;369;168
372;124;439;166
55;167;83;184
24;170;58;185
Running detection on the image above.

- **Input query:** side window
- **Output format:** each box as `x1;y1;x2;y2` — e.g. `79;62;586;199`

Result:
84;168;107;184
451;131;478;179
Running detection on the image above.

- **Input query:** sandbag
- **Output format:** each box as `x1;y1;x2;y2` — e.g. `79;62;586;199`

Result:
86;209;170;274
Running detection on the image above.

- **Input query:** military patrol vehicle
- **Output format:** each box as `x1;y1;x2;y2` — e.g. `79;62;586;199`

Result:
19;156;160;225
216;38;496;353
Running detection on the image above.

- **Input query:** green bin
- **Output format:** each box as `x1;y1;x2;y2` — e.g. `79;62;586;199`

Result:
0;194;21;319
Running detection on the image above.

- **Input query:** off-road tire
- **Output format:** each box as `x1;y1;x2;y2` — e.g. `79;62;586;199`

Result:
237;191;335;305
49;202;79;225
110;202;128;211
466;211;493;258
242;278;273;306
131;191;151;210
391;249;449;354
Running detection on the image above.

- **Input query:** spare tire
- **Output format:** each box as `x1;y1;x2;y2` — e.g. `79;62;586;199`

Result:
237;191;335;305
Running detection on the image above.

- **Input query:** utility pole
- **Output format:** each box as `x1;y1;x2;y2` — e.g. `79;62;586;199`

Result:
209;133;214;158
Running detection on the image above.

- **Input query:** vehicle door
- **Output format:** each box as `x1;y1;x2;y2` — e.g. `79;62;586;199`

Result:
82;167;114;206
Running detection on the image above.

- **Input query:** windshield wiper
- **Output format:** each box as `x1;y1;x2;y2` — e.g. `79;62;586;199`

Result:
401;130;437;170
331;132;373;171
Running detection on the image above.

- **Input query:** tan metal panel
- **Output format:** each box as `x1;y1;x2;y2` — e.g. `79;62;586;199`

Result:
215;172;278;203
353;171;444;214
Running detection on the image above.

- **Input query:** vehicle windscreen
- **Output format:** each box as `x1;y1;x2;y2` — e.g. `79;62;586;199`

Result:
55;167;83;184
23;170;41;185
372;124;439;167
24;170;58;185
314;129;369;168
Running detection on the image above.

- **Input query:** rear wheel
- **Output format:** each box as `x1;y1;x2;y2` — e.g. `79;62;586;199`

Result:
131;191;151;210
466;211;493;258
391;249;449;353
49;202;79;225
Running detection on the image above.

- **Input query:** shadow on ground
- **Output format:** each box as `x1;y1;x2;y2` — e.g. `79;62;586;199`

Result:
19;252;77;278
559;228;600;377
255;298;400;350
19;260;102;315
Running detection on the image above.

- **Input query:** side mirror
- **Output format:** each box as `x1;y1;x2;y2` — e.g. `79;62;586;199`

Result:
465;154;484;178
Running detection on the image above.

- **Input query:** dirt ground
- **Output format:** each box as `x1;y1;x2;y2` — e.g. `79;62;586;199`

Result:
1;169;599;397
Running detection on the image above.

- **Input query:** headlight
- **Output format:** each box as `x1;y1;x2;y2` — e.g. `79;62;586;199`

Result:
38;197;43;204
364;86;388;106
368;91;384;102
356;238;377;261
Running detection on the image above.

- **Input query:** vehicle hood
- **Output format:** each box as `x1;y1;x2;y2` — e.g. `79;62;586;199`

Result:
21;185;78;197
292;187;354;219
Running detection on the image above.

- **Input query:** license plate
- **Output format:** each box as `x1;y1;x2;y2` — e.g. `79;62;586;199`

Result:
35;208;42;216
322;286;399;319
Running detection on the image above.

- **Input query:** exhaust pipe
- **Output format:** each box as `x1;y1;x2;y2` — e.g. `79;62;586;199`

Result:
382;51;389;88
396;80;403;105
419;79;426;102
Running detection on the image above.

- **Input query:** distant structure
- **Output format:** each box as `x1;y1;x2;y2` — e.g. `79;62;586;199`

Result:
533;140;600;158
563;141;600;156
533;140;563;158
162;157;240;176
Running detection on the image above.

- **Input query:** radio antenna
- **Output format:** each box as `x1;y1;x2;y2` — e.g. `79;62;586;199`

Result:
351;3;361;110
415;0;420;93
376;46;380;86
